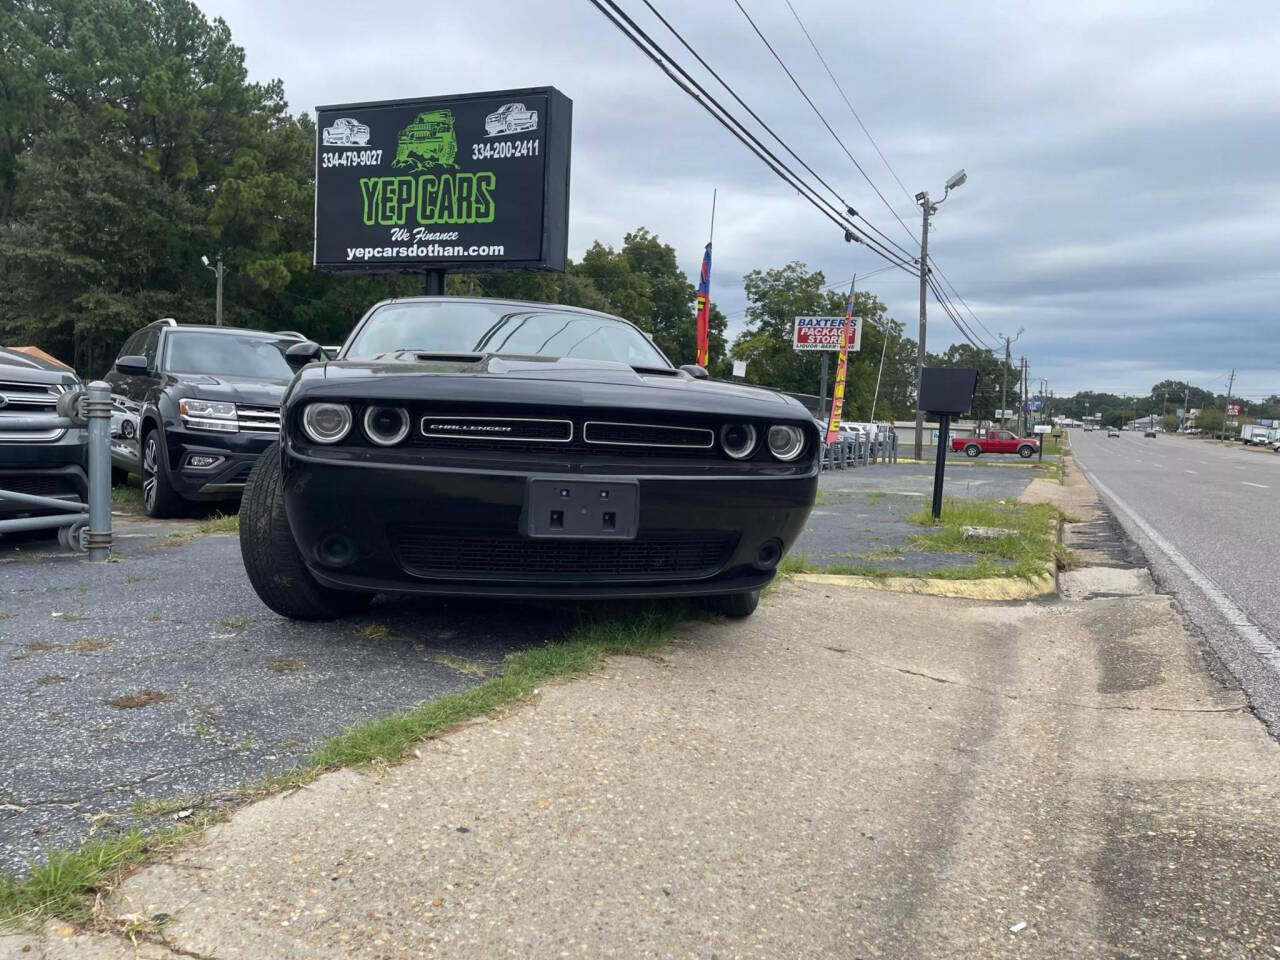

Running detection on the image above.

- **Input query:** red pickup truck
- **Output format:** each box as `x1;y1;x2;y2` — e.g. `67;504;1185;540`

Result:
951;429;1039;458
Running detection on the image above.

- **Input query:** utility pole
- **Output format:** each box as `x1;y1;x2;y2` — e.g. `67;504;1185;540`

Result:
999;329;1022;428
202;255;225;326
912;169;967;460
1222;369;1236;443
1020;357;1028;435
1182;383;1189;431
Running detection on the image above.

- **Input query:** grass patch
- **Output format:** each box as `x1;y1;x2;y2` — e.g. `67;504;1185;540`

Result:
195;513;238;535
429;654;490;677
105;688;169;710
0;603;687;926
906;499;1059;580
267;656;304;674
110;477;142;509
216;615;250;631
361;624;390;641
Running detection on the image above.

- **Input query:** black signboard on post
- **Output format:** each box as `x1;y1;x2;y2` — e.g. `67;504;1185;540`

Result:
920;367;978;520
314;87;572;277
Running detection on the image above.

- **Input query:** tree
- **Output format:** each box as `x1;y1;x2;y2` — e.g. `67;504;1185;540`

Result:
727;261;912;419
1197;407;1224;434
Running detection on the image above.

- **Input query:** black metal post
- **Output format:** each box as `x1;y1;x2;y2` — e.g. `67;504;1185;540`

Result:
424;269;446;296
931;414;950;520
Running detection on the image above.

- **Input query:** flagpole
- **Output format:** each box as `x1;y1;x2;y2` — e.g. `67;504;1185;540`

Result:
709;188;717;243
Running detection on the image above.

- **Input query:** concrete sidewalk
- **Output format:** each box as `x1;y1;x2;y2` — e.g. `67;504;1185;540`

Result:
6;461;1279;958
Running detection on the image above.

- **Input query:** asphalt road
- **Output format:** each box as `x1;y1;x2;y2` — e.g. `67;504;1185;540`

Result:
1071;429;1280;733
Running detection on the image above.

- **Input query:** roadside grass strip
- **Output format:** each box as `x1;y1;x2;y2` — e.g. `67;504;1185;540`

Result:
0;604;685;928
784;498;1070;588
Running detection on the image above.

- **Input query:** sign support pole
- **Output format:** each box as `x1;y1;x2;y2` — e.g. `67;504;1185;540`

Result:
931;414;950;520
819;354;829;420
424;270;446;296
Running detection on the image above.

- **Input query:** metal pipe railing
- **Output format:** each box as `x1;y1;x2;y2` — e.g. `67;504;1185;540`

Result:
0;381;112;559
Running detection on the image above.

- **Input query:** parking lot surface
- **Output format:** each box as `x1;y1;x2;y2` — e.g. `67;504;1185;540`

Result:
795;460;1045;571
0;518;575;874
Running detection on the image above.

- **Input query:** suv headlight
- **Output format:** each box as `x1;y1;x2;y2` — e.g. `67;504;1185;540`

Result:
766;424;806;461
179;398;237;433
302;402;352;444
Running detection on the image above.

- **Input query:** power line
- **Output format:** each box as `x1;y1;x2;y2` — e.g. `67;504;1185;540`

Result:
928;258;1000;344
732;0;919;248
719;262;902;323
926;273;989;351
782;0;914;207
588;0;917;275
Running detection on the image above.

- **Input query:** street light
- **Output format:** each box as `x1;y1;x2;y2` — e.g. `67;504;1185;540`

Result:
913;170;968;459
202;254;225;326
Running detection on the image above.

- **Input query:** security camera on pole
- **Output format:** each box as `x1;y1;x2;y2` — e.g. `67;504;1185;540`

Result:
201;254;225;327
913;169;967;461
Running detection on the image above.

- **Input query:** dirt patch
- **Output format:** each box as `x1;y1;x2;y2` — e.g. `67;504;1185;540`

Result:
106;689;170;710
36;675;71;686
69;636;112;654
267;657;304;674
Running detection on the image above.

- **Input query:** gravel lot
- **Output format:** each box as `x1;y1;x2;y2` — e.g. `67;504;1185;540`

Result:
0;516;578;875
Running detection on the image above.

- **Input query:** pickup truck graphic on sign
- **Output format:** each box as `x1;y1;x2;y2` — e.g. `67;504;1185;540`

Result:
392;110;458;170
484;102;538;137
322;117;370;146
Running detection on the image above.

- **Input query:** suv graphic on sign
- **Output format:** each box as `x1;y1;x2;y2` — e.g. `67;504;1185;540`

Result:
484;102;538;137
322;117;370;146
393;110;458;170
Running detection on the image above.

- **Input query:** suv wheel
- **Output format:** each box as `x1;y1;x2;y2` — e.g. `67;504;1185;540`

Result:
141;429;185;518
701;589;760;619
964;443;981;458
1018;444;1035;458
239;443;373;620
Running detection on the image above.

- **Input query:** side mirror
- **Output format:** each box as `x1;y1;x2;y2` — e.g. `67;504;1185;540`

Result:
286;340;325;370
679;364;710;380
114;355;149;376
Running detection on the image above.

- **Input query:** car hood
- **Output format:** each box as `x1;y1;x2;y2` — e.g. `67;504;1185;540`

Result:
173;374;290;406
298;355;809;419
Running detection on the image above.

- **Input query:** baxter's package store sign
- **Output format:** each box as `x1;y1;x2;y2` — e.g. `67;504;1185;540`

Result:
315;87;572;272
793;316;861;352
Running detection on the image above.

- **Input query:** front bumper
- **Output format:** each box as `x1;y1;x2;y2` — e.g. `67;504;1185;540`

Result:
281;446;818;599
164;427;278;499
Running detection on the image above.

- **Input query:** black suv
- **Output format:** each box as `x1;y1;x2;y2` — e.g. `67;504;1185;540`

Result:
0;346;87;518
107;320;300;517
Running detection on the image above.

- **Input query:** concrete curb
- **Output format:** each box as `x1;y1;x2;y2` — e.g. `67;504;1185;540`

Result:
793;569;1056;601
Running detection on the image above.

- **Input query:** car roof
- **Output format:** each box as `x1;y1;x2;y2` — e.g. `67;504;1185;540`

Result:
156;323;297;341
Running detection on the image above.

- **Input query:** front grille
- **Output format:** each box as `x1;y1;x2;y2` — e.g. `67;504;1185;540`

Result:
583;421;715;448
417;416;572;443
395;526;738;581
0;475;79;499
0;380;68;441
235;404;281;433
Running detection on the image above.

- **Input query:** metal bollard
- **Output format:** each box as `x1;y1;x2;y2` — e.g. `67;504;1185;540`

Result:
85;381;113;561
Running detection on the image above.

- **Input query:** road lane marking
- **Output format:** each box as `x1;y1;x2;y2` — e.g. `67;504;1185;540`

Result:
1134;458;1143;463
1152;463;1163;468
1243;481;1269;489
1185;469;1197;474
1076;463;1280;669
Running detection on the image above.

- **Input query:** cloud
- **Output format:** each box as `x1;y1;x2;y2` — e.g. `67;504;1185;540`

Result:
198;0;1280;394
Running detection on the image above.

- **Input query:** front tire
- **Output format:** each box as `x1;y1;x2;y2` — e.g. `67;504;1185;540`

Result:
702;589;760;619
1018;445;1035;458
141;429;185;518
239;443;373;621
964;443;981;458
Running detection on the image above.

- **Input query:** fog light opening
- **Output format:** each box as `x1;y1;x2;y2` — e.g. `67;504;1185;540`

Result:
316;534;357;568
754;538;784;571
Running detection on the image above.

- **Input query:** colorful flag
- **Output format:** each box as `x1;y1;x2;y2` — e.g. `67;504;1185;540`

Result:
824;279;857;446
695;242;712;367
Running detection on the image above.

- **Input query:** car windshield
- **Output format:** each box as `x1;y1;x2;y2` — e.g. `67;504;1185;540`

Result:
164;331;296;379
344;301;671;368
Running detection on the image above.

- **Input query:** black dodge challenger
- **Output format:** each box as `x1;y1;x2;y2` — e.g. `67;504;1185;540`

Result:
239;297;820;620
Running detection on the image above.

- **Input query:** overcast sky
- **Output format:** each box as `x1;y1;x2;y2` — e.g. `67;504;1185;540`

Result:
196;0;1280;398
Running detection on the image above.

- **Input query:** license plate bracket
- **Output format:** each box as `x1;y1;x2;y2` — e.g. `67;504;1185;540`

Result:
525;478;639;539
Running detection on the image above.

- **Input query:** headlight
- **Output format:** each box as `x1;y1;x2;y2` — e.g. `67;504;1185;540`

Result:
179;398;237;433
362;405;410;446
301;402;352;444
766;424;805;461
720;423;757;460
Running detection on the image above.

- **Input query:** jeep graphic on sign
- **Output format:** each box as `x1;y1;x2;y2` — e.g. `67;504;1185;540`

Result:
392;110;458;171
484;102;538;137
322;117;370;146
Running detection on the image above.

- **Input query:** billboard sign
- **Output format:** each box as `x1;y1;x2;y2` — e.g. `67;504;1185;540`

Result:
314;87;572;272
793;316;861;352
1227;404;1242;416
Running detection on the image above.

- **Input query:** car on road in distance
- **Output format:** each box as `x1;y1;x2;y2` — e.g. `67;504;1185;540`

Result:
951;428;1039;459
1144;428;1158;438
106;320;303;518
1107;428;1120;437
0;346;87;521
239;297;821;621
